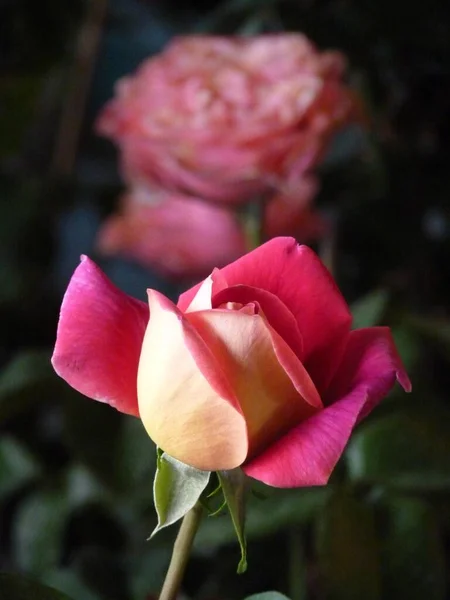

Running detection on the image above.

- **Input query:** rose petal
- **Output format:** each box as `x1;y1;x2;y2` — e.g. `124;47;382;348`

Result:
187;309;320;460
137;290;248;471
51;256;149;416
218;237;352;392
213;284;304;360
243;326;410;487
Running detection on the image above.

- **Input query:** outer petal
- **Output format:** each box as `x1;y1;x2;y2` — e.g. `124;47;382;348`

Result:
243;327;411;488
137;290;248;471
187;309;321;460
218;237;352;392
51;256;149;416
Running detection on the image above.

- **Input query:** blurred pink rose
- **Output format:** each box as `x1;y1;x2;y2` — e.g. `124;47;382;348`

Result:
97;187;247;278
97;181;326;279
97;34;360;203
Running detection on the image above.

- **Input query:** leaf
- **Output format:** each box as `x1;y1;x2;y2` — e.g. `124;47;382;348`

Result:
0;436;41;500
0;350;54;422
346;409;450;490
244;594;291;600
0;573;73;600
62;393;122;488
351;289;389;329
44;570;101;600
114;418;156;498
12;489;69;574
195;487;329;550
152;453;210;535
218;468;248;573
315;490;382;600
381;496;446;600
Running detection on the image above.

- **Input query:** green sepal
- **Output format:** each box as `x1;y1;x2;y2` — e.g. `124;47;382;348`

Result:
218;468;248;573
151;452;210;537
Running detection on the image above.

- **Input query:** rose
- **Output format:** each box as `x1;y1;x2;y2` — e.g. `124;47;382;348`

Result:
96;187;247;278
97;34;359;204
97;182;325;279
52;237;410;488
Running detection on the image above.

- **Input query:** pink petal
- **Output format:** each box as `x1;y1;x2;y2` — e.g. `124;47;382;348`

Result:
243;327;411;488
51;256;149;416
97;189;248;279
187;309;320;460
137;290;248;471
218;237;352;392
213;284;304;360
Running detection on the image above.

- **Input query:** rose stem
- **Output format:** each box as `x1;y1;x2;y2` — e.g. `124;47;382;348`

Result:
159;503;204;600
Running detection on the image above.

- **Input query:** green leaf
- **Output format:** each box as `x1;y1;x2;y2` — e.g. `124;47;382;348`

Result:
0;573;73;600
12;489;69;574
381;496;446;600
218;468;248;573
351;289;389;329
244;593;291;600
346;409;450;489
0;350;53;422
63;393;122;488
114;418;156;500
315;490;382;600
195;487;329;549
44;570;101;600
0;436;41;500
152;453;210;535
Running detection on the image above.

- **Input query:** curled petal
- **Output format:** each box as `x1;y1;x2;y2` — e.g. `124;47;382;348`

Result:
137;291;248;471
51;256;149;416
213;284;304;360
243;327;410;487
219;237;352;392
187;309;320;460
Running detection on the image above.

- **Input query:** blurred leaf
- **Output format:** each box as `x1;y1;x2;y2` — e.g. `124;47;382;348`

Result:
72;547;128;600
12;488;69;574
346;409;450;489
129;546;172;599
0;437;41;500
391;325;421;372
114;418;156;496
152;452;210;536
44;570;101;600
0;350;53;421
195;487;329;548
218;468;247;573
407;314;450;344
244;593;291;600
351;289;389;329
315;490;381;600
381;496;446;600
0;573;73;600
64;464;109;509
62;393;122;488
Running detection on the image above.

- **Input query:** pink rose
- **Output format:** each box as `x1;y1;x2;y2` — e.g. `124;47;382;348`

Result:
97;35;359;203
96;182;325;279
51;238;410;488
96;187;247;278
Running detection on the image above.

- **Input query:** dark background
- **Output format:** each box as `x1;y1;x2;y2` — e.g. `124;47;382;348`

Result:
0;0;449;598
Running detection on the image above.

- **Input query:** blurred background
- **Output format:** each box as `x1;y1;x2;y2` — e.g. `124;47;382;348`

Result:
0;0;449;598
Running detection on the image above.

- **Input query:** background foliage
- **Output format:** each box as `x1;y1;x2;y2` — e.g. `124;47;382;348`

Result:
1;0;449;598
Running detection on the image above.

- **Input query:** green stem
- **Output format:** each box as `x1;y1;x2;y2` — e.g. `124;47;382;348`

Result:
159;503;203;600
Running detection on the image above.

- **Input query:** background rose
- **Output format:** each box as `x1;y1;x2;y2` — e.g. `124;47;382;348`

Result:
97;34;359;204
52;237;410;488
97;181;325;279
97;187;247;278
